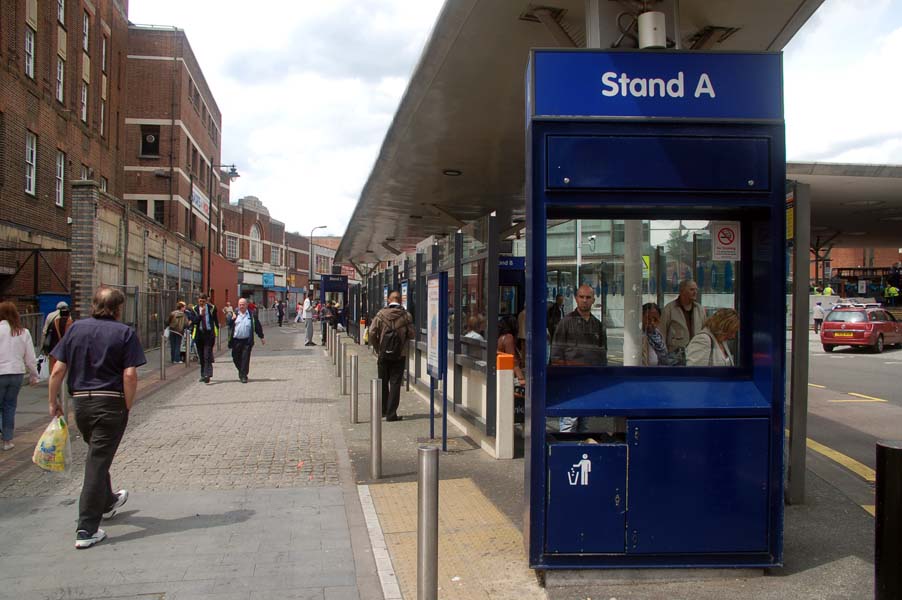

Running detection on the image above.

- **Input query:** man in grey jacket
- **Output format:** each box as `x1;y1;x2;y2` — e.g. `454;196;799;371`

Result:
660;279;706;353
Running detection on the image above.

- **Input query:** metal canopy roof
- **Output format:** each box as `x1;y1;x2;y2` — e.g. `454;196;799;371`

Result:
789;162;902;248
337;0;826;263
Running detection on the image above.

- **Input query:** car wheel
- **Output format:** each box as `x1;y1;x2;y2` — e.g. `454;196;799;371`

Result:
823;344;835;353
874;335;885;354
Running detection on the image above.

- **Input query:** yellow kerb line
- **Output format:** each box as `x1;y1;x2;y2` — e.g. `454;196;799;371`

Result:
847;392;887;402
805;437;876;483
861;505;876;517
808;383;826;389
828;398;887;403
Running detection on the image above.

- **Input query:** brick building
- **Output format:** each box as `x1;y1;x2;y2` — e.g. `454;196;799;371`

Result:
0;0;128;309
123;24;234;299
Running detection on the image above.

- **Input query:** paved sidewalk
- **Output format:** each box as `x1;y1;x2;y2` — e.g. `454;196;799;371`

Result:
0;325;380;600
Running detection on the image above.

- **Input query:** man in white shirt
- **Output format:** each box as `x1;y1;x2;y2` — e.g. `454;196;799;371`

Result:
303;291;316;346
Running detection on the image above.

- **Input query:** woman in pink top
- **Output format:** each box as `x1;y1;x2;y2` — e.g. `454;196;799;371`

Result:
0;301;39;450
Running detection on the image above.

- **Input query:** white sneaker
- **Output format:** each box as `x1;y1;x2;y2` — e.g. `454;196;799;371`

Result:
75;528;106;549
2;441;13;451
103;489;129;519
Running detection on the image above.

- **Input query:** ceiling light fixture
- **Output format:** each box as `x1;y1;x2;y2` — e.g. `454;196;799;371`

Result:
442;169;462;177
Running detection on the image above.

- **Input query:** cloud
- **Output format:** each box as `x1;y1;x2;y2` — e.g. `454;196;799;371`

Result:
784;0;902;164
127;0;444;236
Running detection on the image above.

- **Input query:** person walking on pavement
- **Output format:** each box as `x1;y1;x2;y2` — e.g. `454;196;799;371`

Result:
885;283;899;307
166;302;188;364
0;302;39;451
43;304;74;367
48;287;146;549
227;298;265;383
295;300;303;324
186;294;218;384
813;301;826;334
41;301;69;345
303;291;316;346
660;279;706;354
276;300;286;327
369;290;415;422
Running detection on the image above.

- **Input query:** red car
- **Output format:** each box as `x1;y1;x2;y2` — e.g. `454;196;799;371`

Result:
820;305;902;353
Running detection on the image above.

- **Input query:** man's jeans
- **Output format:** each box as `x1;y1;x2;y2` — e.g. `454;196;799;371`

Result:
74;395;129;534
0;374;24;441
377;358;405;419
305;318;314;344
169;333;182;363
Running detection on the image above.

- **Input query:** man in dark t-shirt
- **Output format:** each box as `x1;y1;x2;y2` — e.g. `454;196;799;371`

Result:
49;287;146;549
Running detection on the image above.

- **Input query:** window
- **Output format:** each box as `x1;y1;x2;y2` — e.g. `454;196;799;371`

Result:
154;200;164;223
140;125;160;155
56;58;65;102
545;217;741;368
80;164;89;180
25;27;35;79
99;99;106;136
57;0;65;23
289;252;296;269
250;225;263;262
226;235;238;259
101;36;107;72
80;82;88;122
55;151;66;206
82;11;89;52
25;131;37;195
99;176;107;192
137;199;148;215
271;245;280;266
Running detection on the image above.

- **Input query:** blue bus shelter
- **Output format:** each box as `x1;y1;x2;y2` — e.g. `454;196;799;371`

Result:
525;50;786;569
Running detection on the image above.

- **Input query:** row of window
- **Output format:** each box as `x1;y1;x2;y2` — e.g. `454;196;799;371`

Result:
24;130;107;203
24;5;109;136
221;231;306;270
187;77;220;147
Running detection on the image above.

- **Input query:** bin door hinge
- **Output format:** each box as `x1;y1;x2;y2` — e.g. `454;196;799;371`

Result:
632;426;641;446
630;528;640;550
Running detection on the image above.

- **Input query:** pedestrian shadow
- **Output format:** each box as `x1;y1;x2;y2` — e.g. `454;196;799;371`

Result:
104;508;255;544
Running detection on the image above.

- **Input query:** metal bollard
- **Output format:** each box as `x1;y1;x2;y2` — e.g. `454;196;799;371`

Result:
335;336;343;377
417;446;439;600
340;346;348;394
185;330;191;370
326;325;332;355
160;335;166;381
370;379;382;479
334;335;341;372
350;355;359;424
876;440;902;599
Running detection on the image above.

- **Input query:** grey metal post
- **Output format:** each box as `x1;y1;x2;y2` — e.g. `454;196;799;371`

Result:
370;378;382;479
417;446;439;600
334;333;340;371
327;324;332;355
876;441;902;599
185;329;191;370
340;345;348;394
787;182;811;504
160;334;166;381
655;245;665;308
350;354;359;423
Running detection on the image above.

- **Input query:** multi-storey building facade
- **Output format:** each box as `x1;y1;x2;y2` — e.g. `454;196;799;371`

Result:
0;0;128;307
123;24;231;295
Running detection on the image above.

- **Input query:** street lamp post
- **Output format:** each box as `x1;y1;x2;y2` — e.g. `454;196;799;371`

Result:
206;164;239;298
309;225;327;296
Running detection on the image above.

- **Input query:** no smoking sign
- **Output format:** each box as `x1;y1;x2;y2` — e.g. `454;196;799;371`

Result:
712;222;740;261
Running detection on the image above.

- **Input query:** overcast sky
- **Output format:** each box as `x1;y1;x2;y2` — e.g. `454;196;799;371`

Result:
128;0;902;238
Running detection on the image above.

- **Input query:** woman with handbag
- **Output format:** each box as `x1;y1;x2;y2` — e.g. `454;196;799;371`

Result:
0;301;39;450
686;308;739;367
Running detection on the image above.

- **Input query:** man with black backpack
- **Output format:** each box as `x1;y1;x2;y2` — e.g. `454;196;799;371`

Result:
369;290;415;422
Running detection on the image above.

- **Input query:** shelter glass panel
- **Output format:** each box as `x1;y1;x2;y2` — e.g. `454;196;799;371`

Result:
546;218;740;368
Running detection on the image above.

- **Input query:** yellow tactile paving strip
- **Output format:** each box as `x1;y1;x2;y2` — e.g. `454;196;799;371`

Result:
369;477;545;600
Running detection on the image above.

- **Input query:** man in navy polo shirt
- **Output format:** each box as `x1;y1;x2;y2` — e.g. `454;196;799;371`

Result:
49;286;146;549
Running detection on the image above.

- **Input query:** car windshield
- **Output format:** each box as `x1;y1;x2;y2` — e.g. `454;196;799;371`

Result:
825;310;866;323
